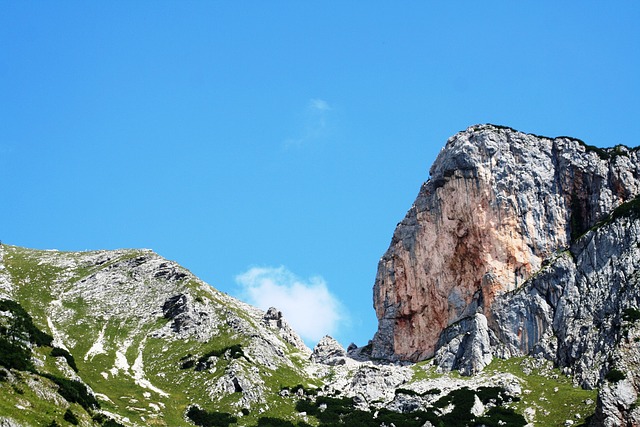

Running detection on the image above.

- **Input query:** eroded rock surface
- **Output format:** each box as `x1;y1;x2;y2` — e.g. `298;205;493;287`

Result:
371;124;640;426
434;313;493;376
310;335;347;365
373;124;640;362
263;307;310;355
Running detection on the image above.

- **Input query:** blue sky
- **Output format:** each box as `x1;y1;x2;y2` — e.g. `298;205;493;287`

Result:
1;2;639;348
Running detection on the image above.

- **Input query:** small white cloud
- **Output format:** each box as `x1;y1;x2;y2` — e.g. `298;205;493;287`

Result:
283;98;333;148
235;266;345;345
309;98;331;112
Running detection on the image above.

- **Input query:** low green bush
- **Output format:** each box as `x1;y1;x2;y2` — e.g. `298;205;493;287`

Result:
606;369;626;383
186;406;237;427
623;308;640;322
257;417;297;427
0;336;33;371
41;373;99;410
0;299;53;346
475;406;527;427
63;408;79;425
195;344;245;370
51;347;78;372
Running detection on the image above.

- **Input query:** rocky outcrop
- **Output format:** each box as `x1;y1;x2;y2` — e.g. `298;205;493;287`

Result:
489;208;640;425
263;307;310;355
310;335;348;365
434;313;493;376
372;124;640;362
371;124;640;425
596;299;640;426
0;418;25;427
490;213;640;384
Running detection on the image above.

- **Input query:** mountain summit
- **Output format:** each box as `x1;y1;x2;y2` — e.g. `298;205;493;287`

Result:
372;124;640;425
2;124;639;426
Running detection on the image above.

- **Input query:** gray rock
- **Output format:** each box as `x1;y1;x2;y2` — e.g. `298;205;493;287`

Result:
344;364;411;408
310;335;347;365
263;307;310;355
0;418;25;427
373;124;640;363
369;124;640;425
434;313;493;376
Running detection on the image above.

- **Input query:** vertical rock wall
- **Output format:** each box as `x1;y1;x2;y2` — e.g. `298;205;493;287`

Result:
372;124;640;362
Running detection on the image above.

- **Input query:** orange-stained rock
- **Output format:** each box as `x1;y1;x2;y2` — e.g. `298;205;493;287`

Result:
371;124;640;361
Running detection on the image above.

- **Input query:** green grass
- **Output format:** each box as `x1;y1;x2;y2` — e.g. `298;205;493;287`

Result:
0;368;97;426
408;359;441;382
4;247;62;328
485;357;597;426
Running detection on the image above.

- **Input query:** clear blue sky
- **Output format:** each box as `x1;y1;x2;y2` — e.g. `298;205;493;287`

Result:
2;2;639;348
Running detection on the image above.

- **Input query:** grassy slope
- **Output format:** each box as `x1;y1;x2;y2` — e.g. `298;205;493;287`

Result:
407;358;597;426
1;245;315;427
485;358;597;426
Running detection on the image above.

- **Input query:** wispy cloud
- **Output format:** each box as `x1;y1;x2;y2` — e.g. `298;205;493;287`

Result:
309;98;331;112
283;98;333;148
235;266;346;345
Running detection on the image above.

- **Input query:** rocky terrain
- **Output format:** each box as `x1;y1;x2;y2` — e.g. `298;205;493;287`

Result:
0;244;551;427
372;124;640;425
1;124;638;426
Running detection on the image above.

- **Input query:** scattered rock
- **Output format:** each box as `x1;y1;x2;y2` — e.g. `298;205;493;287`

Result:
471;394;485;417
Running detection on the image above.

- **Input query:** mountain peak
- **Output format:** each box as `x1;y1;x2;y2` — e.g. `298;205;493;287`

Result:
371;125;640;424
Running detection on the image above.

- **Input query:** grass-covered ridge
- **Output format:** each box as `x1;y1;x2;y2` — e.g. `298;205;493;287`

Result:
0;245;319;426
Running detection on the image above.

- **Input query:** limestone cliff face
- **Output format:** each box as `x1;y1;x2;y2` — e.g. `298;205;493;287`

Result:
492;209;640;425
372;124;640;362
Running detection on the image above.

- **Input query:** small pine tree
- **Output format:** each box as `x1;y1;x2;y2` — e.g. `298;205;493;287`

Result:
64;408;79;425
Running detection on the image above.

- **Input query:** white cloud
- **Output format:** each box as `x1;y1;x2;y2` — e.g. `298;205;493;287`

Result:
283;98;332;148
309;98;331;112
235;266;345;345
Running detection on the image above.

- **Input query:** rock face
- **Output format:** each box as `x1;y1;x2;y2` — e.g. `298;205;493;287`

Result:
371;124;640;425
491;216;640;384
263;307;311;355
372;124;640;362
310;335;348;365
434;313;493;376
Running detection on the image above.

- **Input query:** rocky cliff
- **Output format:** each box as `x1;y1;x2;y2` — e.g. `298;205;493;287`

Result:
371;124;640;425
